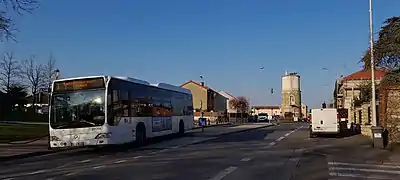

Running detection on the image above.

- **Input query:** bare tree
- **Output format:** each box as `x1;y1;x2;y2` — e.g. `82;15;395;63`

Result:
229;96;250;123
43;53;57;91
0;0;39;41
22;55;45;109
0;52;21;92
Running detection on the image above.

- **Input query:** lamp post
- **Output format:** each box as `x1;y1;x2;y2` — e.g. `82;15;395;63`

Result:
368;0;384;148
369;0;377;127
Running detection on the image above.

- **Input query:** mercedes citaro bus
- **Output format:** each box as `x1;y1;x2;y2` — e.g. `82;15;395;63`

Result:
48;76;194;149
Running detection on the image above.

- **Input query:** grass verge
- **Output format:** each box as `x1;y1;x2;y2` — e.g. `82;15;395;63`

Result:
0;123;48;142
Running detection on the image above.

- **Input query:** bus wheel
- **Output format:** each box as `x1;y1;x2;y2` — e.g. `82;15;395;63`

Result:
178;120;185;136
136;124;146;146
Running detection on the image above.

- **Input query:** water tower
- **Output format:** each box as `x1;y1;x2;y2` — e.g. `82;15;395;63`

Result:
281;72;302;119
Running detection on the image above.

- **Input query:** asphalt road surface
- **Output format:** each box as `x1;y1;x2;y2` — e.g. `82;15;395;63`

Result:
1;122;399;180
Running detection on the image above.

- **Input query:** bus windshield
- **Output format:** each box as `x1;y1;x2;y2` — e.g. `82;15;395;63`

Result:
50;89;106;129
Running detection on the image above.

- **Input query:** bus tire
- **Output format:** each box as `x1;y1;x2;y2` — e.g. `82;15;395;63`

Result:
178;120;185;136
135;123;146;146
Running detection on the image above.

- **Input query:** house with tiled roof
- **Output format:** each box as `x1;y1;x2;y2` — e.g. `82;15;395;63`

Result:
180;80;227;119
219;91;237;115
336;68;389;123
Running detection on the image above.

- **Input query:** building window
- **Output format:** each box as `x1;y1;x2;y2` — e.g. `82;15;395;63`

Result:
289;95;295;105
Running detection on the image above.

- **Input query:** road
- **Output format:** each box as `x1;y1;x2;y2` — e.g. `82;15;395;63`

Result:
1;122;399;180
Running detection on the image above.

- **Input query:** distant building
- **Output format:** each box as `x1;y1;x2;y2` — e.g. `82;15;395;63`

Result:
281;72;302;118
301;104;308;118
335;68;388;123
181;80;227;120
252;106;280;116
219;91;237;116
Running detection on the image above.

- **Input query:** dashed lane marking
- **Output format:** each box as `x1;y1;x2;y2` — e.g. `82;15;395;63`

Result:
80;159;91;163
27;170;46;175
92;165;105;169
114;160;127;164
209;166;238;180
268;142;276;146
240;157;252;162
276;136;285;141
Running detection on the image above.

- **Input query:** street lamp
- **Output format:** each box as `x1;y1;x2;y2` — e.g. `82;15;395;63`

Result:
369;0;377;127
368;0;384;148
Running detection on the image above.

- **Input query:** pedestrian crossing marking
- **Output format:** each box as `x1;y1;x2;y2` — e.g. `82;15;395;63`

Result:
328;161;400;179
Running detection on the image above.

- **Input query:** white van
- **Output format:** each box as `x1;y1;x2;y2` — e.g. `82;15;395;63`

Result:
309;108;341;138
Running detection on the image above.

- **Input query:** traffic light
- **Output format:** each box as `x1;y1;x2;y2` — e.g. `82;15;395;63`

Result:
271;88;274;94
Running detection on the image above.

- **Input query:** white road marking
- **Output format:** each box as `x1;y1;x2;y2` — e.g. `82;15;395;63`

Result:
80;159;91;163
276;136;285;141
133;156;142;159
328;161;400;179
114;160;127;164
329;167;400;174
329;172;394;179
64;172;77;176
209;166;238;180
329;162;400;169
240;157;252;162
158;149;168;153
268;142;276;146
3;178;14;180
92;165;105;169
28;170;46;175
284;133;291;136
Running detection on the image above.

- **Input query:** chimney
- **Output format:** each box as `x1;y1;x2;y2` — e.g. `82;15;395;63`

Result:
201;82;204;86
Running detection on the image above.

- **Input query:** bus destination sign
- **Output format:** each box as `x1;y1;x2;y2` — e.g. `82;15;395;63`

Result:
54;78;105;92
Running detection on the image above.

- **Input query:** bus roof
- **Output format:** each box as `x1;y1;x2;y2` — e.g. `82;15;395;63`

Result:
53;75;192;95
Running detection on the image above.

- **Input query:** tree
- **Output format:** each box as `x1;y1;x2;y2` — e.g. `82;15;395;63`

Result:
7;85;27;110
362;16;400;70
0;0;39;41
0;52;21;92
43;53;57;91
22;55;45;109
229;96;249;123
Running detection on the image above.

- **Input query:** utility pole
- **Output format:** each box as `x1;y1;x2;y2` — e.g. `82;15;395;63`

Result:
369;0;377;127
368;0;384;148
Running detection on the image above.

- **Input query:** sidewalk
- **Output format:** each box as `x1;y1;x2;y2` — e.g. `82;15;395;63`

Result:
0;122;273;161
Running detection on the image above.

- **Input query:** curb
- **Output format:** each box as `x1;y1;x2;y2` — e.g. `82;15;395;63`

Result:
192;123;232;129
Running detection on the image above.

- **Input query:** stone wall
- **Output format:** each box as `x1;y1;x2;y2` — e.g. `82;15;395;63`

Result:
359;103;373;137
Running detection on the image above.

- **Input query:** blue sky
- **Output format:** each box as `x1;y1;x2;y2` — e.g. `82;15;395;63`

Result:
1;0;399;108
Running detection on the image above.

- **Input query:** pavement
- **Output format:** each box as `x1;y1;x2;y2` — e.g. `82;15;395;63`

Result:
1;122;400;180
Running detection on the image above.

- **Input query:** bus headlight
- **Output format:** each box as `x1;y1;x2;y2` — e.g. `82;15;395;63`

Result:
50;136;61;141
95;133;111;139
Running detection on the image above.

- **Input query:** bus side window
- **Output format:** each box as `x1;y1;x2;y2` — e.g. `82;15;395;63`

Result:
120;90;129;117
130;91;137;117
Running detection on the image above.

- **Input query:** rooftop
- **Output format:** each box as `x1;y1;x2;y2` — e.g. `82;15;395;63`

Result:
342;68;389;80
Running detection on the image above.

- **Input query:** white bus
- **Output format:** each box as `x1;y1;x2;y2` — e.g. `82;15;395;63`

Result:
48;76;194;149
